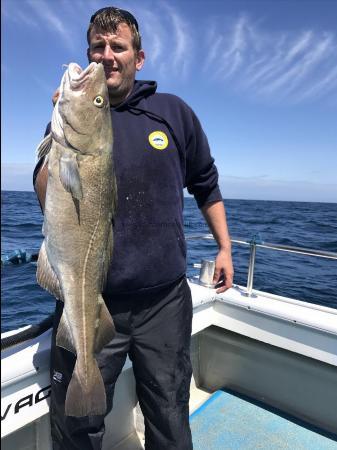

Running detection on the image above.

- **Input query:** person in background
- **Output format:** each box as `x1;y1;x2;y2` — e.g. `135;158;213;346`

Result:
34;6;233;450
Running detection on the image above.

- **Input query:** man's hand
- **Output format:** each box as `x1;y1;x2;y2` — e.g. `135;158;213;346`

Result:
52;88;60;106
201;200;234;294
213;247;234;293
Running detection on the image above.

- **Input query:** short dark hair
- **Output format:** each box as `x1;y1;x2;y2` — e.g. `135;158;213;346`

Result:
87;7;142;52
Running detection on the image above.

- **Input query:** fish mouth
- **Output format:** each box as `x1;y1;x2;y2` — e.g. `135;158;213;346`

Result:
67;62;100;89
52;63;100;147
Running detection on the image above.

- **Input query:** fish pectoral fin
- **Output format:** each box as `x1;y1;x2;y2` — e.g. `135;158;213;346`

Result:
59;153;83;200
36;133;52;161
95;296;115;353
37;241;63;301
56;313;76;354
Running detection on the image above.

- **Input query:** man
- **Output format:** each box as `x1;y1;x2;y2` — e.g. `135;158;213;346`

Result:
34;7;233;450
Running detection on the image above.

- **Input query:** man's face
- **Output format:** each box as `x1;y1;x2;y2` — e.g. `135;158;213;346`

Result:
88;23;145;105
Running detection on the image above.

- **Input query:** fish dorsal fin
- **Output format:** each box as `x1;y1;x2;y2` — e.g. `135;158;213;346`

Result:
94;295;115;353
36;133;53;161
36;240;63;301
59;152;83;200
56;312;76;354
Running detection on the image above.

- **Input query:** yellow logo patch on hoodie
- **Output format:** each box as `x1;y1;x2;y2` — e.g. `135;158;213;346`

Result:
148;131;169;150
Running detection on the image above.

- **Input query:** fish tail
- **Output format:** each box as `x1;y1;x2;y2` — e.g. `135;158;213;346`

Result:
65;360;107;417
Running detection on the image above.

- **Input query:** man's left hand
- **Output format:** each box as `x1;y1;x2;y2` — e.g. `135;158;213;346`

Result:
213;248;234;293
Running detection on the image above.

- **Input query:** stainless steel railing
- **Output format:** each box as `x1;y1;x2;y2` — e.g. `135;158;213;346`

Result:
186;234;337;296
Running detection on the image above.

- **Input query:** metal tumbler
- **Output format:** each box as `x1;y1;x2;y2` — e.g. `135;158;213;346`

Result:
199;259;216;287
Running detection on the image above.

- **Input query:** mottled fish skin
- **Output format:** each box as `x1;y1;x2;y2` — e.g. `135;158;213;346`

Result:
36;62;116;417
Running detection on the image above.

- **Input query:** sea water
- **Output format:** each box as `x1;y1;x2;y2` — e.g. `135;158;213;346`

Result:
1;191;337;333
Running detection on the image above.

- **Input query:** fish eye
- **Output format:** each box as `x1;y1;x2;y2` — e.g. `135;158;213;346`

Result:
93;95;104;107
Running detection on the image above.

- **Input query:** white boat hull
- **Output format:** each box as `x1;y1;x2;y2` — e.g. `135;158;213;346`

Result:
2;281;337;449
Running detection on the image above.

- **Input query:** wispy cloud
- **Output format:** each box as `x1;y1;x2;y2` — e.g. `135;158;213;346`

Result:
140;10;164;66
4;0;79;52
26;0;76;52
205;14;337;103
134;1;193;79
161;2;193;78
258;33;334;96
2;6;39;28
214;15;248;79
297;65;337;102
3;1;336;103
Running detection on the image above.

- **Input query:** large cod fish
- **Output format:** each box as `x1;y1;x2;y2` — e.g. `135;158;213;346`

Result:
36;62;116;417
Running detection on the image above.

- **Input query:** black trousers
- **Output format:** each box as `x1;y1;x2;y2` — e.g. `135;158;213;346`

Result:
49;276;193;450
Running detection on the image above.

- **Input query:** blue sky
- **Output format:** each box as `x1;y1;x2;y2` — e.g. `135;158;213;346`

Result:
2;0;337;202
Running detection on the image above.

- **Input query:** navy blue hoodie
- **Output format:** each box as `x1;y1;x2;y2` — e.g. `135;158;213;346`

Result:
34;80;222;295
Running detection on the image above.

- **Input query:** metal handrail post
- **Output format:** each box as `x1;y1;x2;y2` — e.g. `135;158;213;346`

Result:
246;241;257;296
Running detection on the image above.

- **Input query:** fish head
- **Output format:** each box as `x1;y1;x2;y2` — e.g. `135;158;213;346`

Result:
52;62;112;155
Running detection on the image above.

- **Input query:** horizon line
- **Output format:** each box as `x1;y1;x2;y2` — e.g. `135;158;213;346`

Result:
1;190;336;205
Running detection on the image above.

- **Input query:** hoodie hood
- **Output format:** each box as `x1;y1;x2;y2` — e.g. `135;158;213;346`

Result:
114;80;157;110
